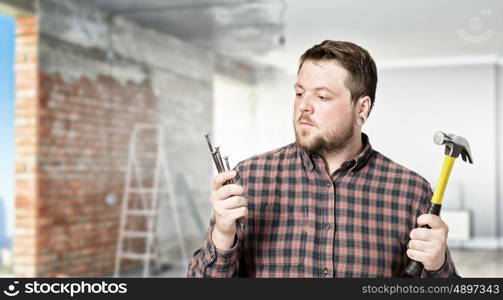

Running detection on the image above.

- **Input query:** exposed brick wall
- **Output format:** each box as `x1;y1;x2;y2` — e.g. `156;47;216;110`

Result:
14;15;39;277
13;0;215;277
36;74;158;276
14;18;160;275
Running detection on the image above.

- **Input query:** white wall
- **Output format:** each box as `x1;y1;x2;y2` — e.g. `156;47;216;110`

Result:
213;69;296;167
213;74;259;166
367;63;497;240
498;63;503;244
254;69;297;154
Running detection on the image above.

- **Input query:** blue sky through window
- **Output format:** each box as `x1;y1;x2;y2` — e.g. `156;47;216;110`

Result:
0;14;15;247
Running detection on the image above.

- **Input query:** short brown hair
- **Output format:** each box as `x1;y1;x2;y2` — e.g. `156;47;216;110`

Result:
299;40;378;115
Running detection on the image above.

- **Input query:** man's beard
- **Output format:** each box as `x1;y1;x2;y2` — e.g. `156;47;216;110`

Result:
294;113;356;154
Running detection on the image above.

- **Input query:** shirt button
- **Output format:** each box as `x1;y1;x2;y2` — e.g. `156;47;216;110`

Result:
324;223;331;231
325;181;331;188
323;268;328;275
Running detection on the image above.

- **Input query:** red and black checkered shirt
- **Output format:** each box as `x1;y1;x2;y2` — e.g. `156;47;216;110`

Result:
188;133;459;277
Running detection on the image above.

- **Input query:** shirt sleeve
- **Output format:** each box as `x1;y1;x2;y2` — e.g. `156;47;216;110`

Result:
187;166;247;278
422;247;460;278
186;218;244;278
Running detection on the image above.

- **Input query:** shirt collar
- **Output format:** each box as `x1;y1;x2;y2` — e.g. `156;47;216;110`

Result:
299;132;374;175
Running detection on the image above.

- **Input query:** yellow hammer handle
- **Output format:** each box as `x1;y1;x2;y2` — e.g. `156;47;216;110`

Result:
431;155;456;205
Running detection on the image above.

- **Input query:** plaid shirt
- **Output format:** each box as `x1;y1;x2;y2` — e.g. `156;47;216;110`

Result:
188;133;459;278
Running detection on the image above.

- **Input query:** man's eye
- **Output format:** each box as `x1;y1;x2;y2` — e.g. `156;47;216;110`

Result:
296;92;303;97
318;95;326;100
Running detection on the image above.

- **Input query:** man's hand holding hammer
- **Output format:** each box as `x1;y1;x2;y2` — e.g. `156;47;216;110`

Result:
407;214;449;271
403;131;471;277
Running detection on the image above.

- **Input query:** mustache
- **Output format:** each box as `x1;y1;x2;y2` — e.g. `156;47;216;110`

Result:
297;114;316;126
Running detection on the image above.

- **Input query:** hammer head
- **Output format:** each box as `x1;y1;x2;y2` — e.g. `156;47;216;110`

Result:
433;131;473;163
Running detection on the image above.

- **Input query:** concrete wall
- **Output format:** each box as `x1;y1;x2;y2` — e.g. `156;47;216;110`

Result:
13;0;214;276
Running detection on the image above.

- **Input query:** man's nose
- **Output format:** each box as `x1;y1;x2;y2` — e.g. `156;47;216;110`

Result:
297;93;314;113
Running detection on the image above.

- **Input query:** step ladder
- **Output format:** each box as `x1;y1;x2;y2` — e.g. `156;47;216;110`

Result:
114;123;188;277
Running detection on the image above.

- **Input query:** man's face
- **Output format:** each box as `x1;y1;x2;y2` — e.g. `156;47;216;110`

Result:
293;59;358;154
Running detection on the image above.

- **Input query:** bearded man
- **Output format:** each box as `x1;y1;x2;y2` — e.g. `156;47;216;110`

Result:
187;40;459;278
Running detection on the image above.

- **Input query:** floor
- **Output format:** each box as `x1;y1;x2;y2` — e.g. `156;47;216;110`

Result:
450;249;503;277
156;249;503;278
1;250;502;277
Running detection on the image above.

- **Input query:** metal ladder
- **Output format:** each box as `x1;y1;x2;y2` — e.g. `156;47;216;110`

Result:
114;123;188;277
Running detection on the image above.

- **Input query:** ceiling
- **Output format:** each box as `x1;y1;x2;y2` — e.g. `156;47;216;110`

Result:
265;0;503;72
85;0;286;56
86;0;503;73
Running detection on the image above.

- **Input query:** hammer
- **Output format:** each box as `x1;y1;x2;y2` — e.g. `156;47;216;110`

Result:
403;131;473;277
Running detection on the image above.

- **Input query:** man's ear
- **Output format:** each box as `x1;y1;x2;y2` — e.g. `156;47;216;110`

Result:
357;96;372;118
